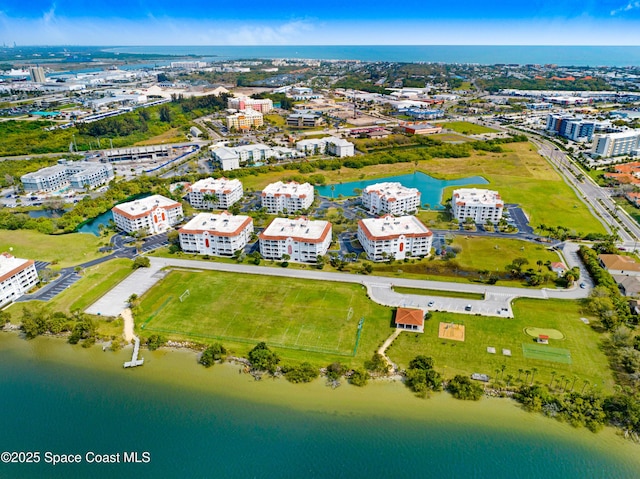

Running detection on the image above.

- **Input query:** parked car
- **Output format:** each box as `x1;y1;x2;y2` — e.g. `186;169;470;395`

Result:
579;283;586;289
465;304;472;311
427;301;435;307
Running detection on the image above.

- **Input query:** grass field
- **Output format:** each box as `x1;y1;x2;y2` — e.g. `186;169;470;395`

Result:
239;142;605;234
392;287;484;300
522;343;572;364
450;236;560;272
437;121;498;135
429;133;471;142
137;270;395;365
0;230;107;267
134;128;186;146
387;298;614;391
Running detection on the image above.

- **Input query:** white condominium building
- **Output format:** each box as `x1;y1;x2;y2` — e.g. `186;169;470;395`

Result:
261;181;314;214
112;194;183;234
362;182;421;215
226;109;264;130
357;215;433;262
213;144;303;171
21;160;114;193
179;212;253;257
0;253;39;306
259;217;332;263
188;177;243;209
591;131;640;158
296;137;355;157
227;96;273;113
451;188;504;223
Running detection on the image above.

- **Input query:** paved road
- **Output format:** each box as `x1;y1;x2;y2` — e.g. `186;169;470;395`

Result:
83;254;590;319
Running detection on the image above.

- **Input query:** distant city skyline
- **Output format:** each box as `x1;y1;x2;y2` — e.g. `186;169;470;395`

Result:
1;1;640;46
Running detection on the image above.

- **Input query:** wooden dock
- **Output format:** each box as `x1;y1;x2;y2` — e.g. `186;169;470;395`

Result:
123;336;144;368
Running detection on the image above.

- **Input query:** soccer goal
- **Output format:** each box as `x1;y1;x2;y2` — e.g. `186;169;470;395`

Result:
179;289;190;303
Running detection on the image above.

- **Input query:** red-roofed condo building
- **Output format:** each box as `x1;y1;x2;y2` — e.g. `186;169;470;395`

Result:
259;217;332;263
179;212;253;256
187;177;243;210
112;194;183;235
357;215;433;261
0;253;39;307
362;182;421;215
261;181;314;214
451;188;503;223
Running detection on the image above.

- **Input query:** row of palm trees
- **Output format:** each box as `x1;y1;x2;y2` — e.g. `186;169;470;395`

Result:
493;365;592;394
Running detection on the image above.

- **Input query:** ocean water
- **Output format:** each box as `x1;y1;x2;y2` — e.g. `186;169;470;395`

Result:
103;45;640;67
315;171;488;208
1;334;639;479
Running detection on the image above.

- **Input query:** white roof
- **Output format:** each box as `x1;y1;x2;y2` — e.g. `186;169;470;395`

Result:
113;194;180;217
180;212;251;235
190;177;242;193
261;217;330;242
0;253;33;279
262;181;314;198
213;147;239;160
359;215;431;239
452;188;503;207
363;182;420;201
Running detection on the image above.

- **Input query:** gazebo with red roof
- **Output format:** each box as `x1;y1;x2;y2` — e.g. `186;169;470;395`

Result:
395;307;425;333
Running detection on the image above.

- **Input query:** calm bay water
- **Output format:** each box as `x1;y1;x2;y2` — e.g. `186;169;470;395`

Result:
315;172;488;208
1;334;639;479
104;45;640;67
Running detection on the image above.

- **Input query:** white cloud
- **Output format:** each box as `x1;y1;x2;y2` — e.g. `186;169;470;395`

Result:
42;3;57;24
611;1;640;15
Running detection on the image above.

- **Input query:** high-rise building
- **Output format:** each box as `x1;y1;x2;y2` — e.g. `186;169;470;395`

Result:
591;131;640;158
546;114;595;142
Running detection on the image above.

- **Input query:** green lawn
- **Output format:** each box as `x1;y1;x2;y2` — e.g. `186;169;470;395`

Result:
451;236;560;272
429;133;471;143
264;114;286;127
0;230;108;267
387;298;614;392
136;270;395;366
437;121;498;135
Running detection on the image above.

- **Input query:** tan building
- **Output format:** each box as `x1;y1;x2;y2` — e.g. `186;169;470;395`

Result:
226;109;264;130
112;194;183;235
179;212;253;257
259;217;332;263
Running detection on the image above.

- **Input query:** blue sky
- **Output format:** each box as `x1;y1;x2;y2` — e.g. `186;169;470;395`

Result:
1;1;639;45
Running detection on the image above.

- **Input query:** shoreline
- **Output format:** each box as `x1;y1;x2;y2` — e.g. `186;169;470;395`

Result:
3;328;638;446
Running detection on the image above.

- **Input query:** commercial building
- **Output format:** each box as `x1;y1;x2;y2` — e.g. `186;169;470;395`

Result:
286;113;324;128
226;109;263;130
295;137;355;157
357;215;433;261
259;217;332;263
112;194;183;234
361;182;421;215
179;212;253;257
227;96;273;113
546;114;595;142
21;160;114;193
0;253;39;307
401;123;443;135
451;188;504;223
170;61;207;69
261;181;314;214
591;131;640;158
212;144;303;171
187;177;243;209
29;66;46;83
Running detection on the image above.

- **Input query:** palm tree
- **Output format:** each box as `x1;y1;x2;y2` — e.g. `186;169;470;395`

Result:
549;371;557;388
536;260;543;272
531;367;538;385
524;369;531;384
500;364;506;380
581;379;590;394
559;374;566;391
570;375;579;392
517;368;524;382
202;192;218;208
505;374;514;387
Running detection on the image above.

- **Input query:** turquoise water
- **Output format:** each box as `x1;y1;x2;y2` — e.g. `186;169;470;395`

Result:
315;172;488;208
1;334;639;479
104;46;640;67
77;210;113;236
